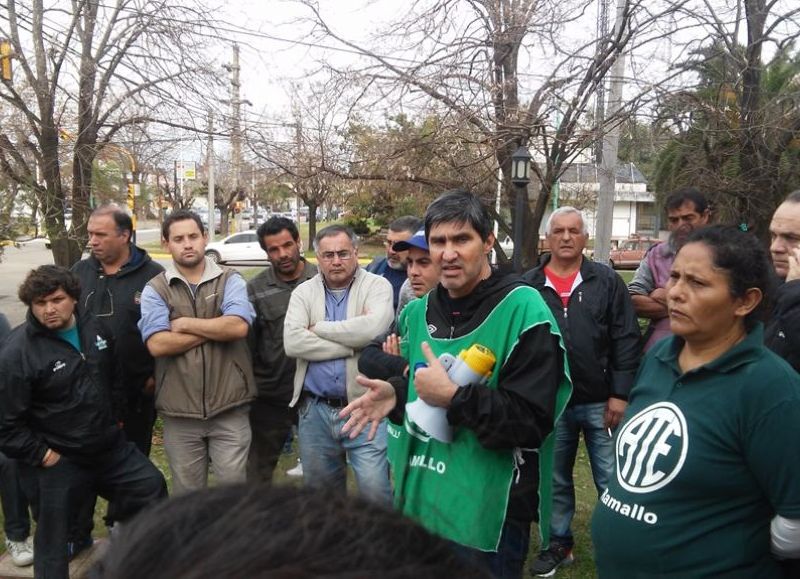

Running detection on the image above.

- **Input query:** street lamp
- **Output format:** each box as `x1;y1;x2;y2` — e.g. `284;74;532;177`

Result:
511;145;531;272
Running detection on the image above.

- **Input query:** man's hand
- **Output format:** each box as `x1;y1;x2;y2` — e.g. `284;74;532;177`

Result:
170;317;192;334
650;287;668;305
414;342;458;408
787;247;800;282
142;376;155;396
382;333;400;356
604;397;627;430
42;449;61;468
340;375;397;440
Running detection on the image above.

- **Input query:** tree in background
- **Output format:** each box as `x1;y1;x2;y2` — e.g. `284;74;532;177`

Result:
293;0;679;267
652;1;800;236
0;0;223;265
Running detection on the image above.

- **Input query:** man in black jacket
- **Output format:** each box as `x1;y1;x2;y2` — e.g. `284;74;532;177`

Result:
341;190;571;579
0;266;166;579
766;191;800;373
72;204;164;455
523;207;641;577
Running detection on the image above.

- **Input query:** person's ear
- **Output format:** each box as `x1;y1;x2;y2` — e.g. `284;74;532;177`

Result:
735;287;762;318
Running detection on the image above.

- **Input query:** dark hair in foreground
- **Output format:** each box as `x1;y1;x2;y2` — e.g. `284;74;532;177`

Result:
90;485;489;579
256;216;300;250
684;225;773;329
424;189;493;241
91;204;133;237
18;265;81;306
665;187;709;215
161;209;205;241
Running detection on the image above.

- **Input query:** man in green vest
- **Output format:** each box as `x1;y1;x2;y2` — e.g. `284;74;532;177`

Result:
340;189;571;579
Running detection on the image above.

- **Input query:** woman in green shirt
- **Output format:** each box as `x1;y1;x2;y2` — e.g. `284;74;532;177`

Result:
592;225;800;578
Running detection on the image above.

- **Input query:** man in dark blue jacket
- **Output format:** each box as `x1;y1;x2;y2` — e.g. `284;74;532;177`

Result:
0;266;166;579
524;207;641;577
366;216;422;309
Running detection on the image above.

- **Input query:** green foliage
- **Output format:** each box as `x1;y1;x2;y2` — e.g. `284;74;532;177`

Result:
652;43;800;229
343;215;372;235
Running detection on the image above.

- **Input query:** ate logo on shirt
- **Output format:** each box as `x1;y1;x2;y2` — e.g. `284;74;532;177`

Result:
616;401;688;494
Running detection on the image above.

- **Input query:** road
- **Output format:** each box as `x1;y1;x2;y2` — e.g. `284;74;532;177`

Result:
0;227;224;328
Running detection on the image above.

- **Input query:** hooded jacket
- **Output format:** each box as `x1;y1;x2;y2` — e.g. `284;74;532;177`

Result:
72;245;164;405
388;270;568;525
0;312;122;466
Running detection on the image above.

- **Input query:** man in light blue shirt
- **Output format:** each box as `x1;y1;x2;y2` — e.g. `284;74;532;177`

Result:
139;210;257;494
284;225;394;503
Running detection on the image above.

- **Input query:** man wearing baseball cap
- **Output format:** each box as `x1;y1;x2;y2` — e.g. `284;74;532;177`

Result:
359;228;440;381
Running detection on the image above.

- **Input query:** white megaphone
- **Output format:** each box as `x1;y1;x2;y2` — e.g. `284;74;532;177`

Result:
406;344;496;443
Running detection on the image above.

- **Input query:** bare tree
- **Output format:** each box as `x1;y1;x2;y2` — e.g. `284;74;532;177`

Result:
0;0;224;265
289;0;683;266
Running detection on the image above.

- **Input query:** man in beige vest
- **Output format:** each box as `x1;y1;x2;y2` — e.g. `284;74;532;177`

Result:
139;210;256;494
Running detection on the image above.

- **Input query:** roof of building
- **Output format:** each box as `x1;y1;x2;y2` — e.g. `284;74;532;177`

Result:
556;162;648;185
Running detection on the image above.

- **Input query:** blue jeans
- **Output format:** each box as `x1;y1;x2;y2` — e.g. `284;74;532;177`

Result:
298;395;392;505
550;402;614;547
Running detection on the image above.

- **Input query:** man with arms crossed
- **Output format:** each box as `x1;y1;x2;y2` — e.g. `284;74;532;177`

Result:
139;210;256;493
341;190;571;579
284;225;394;503
629;188;710;351
524;207;641;576
247;216;317;483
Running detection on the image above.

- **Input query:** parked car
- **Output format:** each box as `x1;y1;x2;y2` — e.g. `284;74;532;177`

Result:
205;231;266;264
608;237;659;269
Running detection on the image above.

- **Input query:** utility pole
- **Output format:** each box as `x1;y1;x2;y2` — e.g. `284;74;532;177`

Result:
224;43;251;233
207;111;215;241
594;0;626;265
594;0;610;164
230;44;242;196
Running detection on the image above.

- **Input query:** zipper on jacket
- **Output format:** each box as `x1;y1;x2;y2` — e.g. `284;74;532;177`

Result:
181;280;208;419
449;325;455;339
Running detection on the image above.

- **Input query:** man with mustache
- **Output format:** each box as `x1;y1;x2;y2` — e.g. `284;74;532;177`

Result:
628;188;710;351
524;207;641;576
359;227;441;382
246;217;317;483
139;210;256;493
284;225;394;503
366;216;423;310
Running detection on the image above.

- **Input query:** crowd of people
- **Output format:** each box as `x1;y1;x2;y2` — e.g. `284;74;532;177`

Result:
0;186;799;579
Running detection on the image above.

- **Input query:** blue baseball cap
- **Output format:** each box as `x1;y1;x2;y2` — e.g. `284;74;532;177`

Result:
392;228;428;252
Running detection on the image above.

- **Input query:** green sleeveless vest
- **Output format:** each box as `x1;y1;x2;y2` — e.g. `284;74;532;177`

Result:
390;285;572;551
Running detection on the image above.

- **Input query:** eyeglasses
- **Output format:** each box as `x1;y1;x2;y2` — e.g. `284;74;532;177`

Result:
319;250;354;262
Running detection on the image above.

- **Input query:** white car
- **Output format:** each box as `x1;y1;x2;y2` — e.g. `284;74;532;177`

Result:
204;232;266;264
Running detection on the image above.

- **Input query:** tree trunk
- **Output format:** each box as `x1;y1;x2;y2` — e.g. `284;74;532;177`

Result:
307;200;318;250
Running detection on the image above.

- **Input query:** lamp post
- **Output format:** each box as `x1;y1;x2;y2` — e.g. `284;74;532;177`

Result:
511;145;531;272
